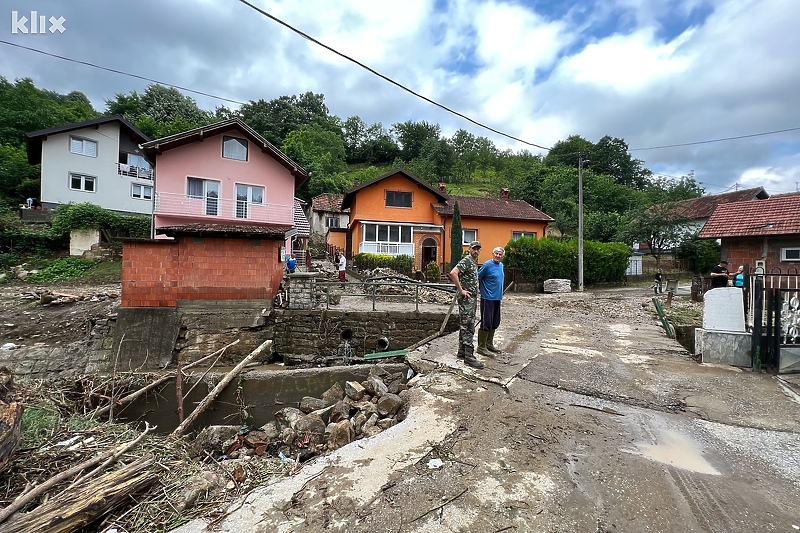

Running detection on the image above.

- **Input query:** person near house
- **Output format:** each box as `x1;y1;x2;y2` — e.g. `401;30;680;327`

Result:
653;271;663;294
338;253;347;286
286;253;297;274
449;240;484;369
334;250;340;267
710;260;730;288
477;246;505;357
734;265;745;287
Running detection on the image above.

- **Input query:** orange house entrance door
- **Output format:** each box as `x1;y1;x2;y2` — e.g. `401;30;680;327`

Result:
421;238;437;268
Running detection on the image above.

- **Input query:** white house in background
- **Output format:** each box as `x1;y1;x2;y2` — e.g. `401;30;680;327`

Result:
26;115;153;215
309;193;350;239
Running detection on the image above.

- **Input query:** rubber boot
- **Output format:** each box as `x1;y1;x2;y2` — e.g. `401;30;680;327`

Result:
476;329;492;356
463;345;484;369
486;329;501;353
456;343;465;359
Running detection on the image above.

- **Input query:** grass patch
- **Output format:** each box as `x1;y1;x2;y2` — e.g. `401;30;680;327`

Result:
24;257;101;283
78;259;122;283
20;403;60;448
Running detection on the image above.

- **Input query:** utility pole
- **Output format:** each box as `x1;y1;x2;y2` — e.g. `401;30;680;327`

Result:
578;153;586;292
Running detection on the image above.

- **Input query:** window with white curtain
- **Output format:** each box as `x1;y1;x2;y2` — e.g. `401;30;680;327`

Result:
223;136;248;161
187;177;220;216
70;136;97;157
132;184;153;200
236;184;264;218
70;173;96;192
462;229;477;244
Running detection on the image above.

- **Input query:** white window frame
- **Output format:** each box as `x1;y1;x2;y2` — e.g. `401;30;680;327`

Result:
512;231;536;240
187;177;220;216
132;183;153;200
235;183;264;219
363;223;412;244
781;247;800;261
70;136;97;157
325;216;340;228
462;229;477;245
69;172;96;192
223;136;248;161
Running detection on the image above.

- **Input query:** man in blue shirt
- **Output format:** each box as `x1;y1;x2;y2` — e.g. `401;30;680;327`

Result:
477;246;505;356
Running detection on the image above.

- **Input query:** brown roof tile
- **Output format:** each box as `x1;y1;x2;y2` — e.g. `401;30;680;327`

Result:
311;193;347;213
434;195;553;221
341;169;448;209
668;187;768;219
697;195;800;238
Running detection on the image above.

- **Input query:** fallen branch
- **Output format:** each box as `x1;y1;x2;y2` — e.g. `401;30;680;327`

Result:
409;486;468;524
0;422;156;525
170;340;272;438
68;422;156;488
2;456;157;533
91;339;240;418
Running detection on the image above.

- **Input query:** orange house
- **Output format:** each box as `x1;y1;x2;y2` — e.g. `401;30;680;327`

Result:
341;169;553;271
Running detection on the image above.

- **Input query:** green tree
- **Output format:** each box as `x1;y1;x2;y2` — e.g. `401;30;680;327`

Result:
240;92;337;148
282;123;348;200
675;235;721;274
619;204;691;271
450;202;463;269
0;144;40;204
391;120;440;162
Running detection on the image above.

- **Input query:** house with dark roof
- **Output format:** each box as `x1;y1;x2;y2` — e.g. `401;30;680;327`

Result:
340;168;552;271
120;119;309;309
309;193;350;252
697;194;800;272
667;187;769;234
26;115;153;215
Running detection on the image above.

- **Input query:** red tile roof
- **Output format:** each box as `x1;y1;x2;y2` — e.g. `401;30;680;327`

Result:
667;187;768;219
156;223;292;239
698;195;800;238
434;195;553;221
311;193;348;213
341;169;448;209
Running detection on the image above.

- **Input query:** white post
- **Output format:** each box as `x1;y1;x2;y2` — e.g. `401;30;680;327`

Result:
578;154;585;292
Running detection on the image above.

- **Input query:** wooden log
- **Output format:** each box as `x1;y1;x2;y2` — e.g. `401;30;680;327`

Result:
2;456;157;533
91;339;240;418
0;367;22;475
0;423;155;525
170;340;272;438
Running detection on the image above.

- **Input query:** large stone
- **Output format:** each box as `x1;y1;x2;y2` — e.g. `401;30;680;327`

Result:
543;279;572;293
345;380;366;401
376;393;403;416
190;425;240;457
321;382;344;406
299;396;328;413
274;407;302;430
327;420;354;451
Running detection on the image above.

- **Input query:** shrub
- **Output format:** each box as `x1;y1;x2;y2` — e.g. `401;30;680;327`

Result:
51;203;150;238
353;253;414;276
24;257;100;283
424;261;441;282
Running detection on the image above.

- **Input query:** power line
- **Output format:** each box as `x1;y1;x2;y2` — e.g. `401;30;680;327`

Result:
630;127;800;151
234;0;552;151
0;39;247;105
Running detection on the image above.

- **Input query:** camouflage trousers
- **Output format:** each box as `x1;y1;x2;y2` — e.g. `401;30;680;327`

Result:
457;294;477;347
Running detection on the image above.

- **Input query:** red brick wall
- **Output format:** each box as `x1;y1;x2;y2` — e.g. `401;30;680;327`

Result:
122;237;284;307
724;236;800;273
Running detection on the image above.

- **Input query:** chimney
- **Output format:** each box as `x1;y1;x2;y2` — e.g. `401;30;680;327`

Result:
500;188;509;199
438;182;446;193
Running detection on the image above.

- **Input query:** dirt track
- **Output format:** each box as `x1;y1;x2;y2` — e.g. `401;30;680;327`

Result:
173;288;800;533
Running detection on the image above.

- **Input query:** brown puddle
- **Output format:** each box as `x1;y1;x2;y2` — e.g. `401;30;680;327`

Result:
629;429;720;475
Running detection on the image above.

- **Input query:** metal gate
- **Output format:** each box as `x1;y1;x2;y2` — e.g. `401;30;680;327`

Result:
749;269;800;374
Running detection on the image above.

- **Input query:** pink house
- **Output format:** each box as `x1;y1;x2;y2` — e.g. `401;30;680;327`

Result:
121;119;308;308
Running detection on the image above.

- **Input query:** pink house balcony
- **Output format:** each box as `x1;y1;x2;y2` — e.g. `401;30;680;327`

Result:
154;192;293;225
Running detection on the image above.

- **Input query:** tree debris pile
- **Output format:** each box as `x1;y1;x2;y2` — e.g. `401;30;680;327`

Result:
0;364;412;532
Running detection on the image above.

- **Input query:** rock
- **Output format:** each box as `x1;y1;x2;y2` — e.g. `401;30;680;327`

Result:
259;421;280;440
543;279;572;293
178;470;226;510
344;380;366;401
299;396;328;413
328;399;352;423
190;425;240;457
376;393;403;416
321;382;344;406
327;420;354;450
274;407;302;430
377;418;397;430
365;375;388;397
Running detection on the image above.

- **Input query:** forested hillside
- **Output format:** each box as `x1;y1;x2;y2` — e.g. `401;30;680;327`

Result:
0;77;706;247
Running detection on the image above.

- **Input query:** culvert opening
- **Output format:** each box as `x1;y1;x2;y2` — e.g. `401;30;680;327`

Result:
376;337;389;351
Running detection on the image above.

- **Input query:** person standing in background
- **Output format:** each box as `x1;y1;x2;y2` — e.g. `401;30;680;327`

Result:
734;265;745;287
653;271;663;294
338;253;347;287
710;260;730;288
477;247;505;356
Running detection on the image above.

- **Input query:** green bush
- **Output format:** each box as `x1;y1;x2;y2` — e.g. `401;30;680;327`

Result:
51;203;150;238
424;261;441;282
353;253;414;276
505;237;630;285
24;257;100;283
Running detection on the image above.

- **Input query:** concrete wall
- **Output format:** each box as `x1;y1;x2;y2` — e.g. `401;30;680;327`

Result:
70;228;100;256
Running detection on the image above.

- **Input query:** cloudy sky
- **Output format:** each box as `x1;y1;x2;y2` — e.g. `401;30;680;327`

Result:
2;0;799;195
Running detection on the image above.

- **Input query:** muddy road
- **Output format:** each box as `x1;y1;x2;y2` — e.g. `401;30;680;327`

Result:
174;288;800;533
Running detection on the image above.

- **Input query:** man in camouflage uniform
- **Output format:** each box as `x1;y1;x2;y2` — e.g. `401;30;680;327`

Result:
448;240;484;369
